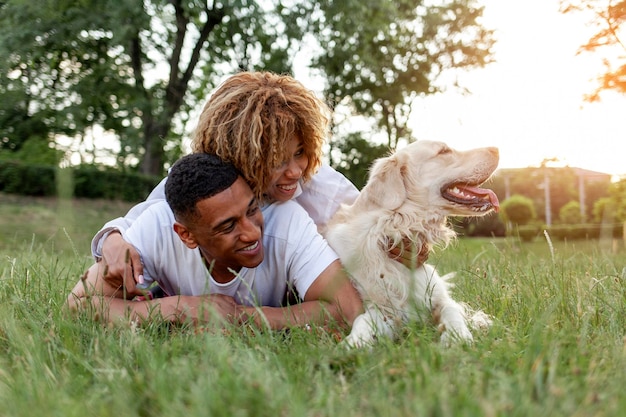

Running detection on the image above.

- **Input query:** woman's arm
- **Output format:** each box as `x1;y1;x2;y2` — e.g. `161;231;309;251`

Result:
90;178;168;292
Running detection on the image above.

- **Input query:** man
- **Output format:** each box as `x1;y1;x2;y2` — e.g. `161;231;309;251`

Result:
67;153;363;329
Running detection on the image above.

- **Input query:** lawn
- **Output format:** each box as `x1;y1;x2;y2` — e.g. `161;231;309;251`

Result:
0;192;624;416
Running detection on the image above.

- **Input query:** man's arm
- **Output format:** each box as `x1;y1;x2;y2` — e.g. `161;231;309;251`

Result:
66;262;238;326
235;260;363;330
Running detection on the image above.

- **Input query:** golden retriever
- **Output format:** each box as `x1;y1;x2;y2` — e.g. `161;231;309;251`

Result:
324;140;500;348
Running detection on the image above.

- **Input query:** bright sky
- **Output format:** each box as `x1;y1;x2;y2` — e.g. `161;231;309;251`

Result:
410;0;625;179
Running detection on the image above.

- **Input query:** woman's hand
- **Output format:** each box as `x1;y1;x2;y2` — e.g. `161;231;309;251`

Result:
387;239;429;269
101;231;145;297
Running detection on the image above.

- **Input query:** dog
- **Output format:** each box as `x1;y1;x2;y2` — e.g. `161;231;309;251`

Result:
323;140;499;348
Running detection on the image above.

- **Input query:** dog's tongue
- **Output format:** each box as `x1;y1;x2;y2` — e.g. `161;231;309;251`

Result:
462;185;500;211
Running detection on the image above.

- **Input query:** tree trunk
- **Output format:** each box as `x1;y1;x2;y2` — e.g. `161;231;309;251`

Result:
140;119;168;177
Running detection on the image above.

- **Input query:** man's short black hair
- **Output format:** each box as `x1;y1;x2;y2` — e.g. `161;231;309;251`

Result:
165;153;241;223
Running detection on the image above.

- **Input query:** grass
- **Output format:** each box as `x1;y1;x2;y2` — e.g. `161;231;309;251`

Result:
0;192;624;416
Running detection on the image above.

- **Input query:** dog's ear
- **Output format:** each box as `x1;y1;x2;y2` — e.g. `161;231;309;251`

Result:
360;152;408;210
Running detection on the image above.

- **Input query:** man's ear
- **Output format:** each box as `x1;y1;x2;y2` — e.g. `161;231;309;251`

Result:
173;222;198;249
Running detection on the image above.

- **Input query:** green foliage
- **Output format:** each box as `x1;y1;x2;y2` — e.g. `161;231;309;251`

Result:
501;194;536;226
607;177;626;222
0;160;56;196
329;132;390;189
593;197;614;223
0;160;160;201
1;1;495;175
307;0;495;147
0;136;63;166
515;224;541;242
0;0;301;176
72;166;161;202
590;179;626;224
545;223;623;240
559;200;582;224
453;214;506;238
494;167;611;225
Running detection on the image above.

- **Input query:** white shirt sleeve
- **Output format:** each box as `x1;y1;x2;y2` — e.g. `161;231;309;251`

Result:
296;164;359;232
261;202;340;299
122;200;208;297
90;177;168;260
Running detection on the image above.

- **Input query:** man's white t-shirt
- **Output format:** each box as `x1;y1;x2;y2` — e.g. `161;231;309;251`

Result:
123;200;339;307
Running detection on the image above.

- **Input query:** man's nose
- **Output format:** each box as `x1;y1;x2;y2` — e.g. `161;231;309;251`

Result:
240;216;262;241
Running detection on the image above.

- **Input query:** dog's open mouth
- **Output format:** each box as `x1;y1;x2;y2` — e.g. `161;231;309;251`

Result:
441;183;500;213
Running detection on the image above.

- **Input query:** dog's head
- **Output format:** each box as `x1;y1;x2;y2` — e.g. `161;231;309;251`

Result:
360;140;500;217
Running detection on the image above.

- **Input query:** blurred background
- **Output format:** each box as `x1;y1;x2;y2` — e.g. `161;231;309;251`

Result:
1;0;624;241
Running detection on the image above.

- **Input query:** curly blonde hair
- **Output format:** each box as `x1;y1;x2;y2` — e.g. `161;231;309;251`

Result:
191;71;330;200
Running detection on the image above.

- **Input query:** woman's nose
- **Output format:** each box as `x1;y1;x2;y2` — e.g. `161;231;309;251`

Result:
284;159;303;178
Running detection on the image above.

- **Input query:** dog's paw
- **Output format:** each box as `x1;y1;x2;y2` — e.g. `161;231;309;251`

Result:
460;302;494;331
439;323;473;347
342;332;374;350
343;310;393;349
468;310;493;330
343;316;377;349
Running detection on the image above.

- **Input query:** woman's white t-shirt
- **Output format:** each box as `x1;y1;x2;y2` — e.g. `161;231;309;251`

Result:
92;164;359;259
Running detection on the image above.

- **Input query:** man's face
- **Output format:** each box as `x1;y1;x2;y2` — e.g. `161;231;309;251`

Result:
175;177;264;283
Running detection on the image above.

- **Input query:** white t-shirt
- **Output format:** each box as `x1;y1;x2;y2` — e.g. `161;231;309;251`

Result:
123;200;339;307
91;164;359;259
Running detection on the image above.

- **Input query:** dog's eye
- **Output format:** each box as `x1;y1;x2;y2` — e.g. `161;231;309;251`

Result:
438;146;452;155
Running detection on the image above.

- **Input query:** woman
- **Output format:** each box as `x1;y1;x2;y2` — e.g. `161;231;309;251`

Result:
92;71;425;295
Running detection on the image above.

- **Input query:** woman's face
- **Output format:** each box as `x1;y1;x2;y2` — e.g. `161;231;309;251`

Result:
265;136;309;203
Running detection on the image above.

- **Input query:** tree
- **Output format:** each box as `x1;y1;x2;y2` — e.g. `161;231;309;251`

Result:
606;177;626;221
304;0;495;148
559;201;583;224
0;0;495;175
501;195;536;227
560;0;626;100
330;132;390;189
0;0;301;176
592;197;613;223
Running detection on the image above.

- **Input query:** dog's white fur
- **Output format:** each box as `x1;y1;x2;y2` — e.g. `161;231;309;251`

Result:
324;140;499;348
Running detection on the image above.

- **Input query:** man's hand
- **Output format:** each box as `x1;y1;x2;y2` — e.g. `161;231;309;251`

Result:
101;231;145;297
170;294;239;325
387;239;429;269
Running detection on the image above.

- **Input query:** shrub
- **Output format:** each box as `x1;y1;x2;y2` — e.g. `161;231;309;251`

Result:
0;161;56;196
545;223;622;240
0;160;160;202
559;201;583;224
501;194;536;226
515;224;540;242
